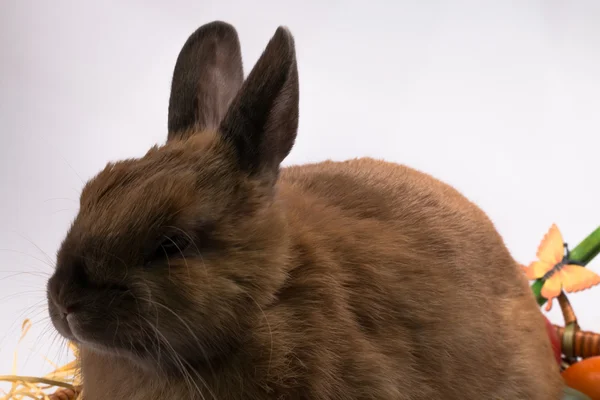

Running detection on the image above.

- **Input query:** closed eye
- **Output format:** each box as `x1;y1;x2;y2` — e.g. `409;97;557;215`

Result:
146;234;190;266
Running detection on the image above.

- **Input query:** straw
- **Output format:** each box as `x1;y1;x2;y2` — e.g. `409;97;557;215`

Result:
0;320;81;400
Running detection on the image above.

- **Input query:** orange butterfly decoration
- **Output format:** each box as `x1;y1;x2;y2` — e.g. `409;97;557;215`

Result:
522;224;600;311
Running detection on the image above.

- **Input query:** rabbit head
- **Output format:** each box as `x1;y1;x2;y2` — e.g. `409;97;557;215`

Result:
46;21;299;375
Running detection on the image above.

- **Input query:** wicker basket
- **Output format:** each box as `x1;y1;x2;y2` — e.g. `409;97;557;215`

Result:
554;292;600;369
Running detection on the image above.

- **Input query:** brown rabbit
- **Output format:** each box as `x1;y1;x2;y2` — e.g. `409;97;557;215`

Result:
46;21;564;399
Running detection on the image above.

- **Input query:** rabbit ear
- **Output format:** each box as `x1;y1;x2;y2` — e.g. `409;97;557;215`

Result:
219;26;299;179
167;21;244;141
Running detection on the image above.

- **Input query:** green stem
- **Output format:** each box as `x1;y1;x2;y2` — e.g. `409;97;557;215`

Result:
532;225;600;306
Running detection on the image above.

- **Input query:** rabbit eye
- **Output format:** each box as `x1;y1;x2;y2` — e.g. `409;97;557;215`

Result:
146;234;190;265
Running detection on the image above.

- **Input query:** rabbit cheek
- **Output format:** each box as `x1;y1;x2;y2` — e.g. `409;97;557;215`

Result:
133;277;248;372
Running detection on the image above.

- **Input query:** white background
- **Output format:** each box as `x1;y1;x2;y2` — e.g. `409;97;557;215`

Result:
1;0;599;381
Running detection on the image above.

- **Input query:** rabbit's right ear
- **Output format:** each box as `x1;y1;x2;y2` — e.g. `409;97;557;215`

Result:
167;21;244;141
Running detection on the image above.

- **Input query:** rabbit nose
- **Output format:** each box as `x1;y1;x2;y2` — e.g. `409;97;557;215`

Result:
59;302;80;318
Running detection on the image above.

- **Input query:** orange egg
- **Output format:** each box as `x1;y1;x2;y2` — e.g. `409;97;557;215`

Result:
562;356;600;400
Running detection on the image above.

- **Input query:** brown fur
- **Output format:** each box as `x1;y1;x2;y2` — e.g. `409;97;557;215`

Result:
47;21;564;399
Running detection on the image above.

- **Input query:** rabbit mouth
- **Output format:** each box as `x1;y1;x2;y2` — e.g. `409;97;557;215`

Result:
52;305;234;373
48;307;75;341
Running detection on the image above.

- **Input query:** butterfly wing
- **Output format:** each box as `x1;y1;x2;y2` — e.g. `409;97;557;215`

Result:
536;224;565;265
522;260;554;280
558;266;577;291
541;273;563;311
561;264;600;293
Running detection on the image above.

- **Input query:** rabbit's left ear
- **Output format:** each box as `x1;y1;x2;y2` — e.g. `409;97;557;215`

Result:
167;21;244;141
219;26;299;178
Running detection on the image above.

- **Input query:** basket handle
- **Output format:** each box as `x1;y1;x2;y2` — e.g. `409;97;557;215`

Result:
554;324;600;359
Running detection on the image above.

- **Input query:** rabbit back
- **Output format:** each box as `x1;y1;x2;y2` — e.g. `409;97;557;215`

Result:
266;157;564;399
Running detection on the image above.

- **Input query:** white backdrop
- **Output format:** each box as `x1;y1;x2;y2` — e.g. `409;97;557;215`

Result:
1;0;599;380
